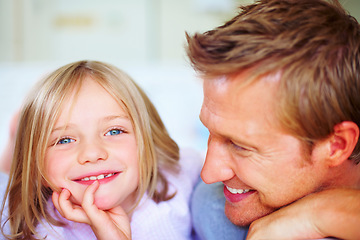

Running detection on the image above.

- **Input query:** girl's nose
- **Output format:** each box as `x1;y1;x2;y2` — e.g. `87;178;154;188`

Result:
78;139;108;164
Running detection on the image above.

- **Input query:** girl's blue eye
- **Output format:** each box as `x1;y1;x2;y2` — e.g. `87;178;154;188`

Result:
106;129;123;136
57;138;75;145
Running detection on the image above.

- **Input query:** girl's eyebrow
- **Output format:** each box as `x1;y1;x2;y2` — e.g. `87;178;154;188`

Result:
51;124;75;133
103;114;130;122
51;115;130;133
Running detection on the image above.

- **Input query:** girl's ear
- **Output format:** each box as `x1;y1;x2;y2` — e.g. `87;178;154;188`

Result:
327;121;359;166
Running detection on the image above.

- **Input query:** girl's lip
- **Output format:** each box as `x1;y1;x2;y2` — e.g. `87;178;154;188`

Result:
72;170;120;181
74;172;121;185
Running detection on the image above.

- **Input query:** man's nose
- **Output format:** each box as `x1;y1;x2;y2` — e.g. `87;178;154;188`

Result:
201;137;235;184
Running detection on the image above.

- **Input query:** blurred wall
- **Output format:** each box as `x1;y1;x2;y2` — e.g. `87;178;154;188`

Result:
0;0;249;63
0;0;251;156
1;0;359;64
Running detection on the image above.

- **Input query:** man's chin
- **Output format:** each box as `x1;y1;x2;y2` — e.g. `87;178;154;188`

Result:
225;210;253;226
224;200;274;226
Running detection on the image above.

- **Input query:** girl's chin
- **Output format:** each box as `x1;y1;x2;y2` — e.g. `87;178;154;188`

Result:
67;191;110;209
93;197;119;210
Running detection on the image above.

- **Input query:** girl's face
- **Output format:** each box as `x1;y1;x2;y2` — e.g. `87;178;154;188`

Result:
45;77;139;212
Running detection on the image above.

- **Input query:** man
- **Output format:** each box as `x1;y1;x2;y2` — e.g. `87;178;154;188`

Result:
186;0;360;239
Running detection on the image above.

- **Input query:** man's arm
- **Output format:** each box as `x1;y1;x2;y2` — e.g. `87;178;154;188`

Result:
247;188;360;240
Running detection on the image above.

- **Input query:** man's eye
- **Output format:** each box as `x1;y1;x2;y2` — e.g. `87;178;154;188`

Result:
105;129;123;136
230;141;247;151
57;138;75;145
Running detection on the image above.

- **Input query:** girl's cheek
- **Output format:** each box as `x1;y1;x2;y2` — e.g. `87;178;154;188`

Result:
41;176;60;192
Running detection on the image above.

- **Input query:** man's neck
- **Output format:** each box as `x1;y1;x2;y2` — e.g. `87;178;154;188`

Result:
326;160;360;189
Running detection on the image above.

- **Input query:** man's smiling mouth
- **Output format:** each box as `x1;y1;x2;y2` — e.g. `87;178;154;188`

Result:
226;185;252;194
223;185;256;203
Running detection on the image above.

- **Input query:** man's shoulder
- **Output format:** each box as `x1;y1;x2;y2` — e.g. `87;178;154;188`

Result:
191;181;249;240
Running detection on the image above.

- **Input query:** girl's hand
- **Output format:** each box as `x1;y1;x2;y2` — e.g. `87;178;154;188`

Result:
52;181;131;240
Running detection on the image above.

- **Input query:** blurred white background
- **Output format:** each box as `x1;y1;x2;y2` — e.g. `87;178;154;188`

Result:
0;0;359;157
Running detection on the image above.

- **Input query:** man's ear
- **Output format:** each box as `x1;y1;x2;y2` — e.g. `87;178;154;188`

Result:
328;121;359;166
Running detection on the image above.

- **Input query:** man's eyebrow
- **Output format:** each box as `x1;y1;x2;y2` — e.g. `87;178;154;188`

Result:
198;114;205;126
199;114;258;151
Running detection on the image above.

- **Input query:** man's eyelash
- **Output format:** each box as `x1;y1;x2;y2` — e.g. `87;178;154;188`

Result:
230;140;247;151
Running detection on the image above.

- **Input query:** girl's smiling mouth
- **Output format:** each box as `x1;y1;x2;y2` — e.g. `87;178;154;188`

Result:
73;172;121;185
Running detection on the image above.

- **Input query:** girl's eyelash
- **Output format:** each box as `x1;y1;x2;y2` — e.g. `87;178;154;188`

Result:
55;136;75;145
105;127;127;136
50;127;127;146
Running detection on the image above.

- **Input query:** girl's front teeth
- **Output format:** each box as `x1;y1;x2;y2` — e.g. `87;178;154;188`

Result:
81;173;115;181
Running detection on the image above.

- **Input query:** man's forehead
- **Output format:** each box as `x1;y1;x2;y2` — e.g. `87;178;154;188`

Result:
200;70;283;137
203;69;281;91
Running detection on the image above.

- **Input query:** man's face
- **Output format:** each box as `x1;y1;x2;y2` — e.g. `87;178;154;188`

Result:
200;72;329;226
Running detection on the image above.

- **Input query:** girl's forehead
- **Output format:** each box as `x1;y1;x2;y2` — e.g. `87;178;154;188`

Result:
57;80;129;118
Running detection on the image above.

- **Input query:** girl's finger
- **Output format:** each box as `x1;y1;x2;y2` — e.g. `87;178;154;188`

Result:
81;181;102;222
57;188;90;224
52;191;64;216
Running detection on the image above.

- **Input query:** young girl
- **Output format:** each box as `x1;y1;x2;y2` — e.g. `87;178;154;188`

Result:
0;60;202;239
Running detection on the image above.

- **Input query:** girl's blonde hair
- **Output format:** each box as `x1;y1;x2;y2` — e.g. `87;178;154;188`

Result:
1;60;179;239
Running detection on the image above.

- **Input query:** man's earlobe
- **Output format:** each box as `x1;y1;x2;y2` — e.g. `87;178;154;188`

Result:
328;121;359;166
